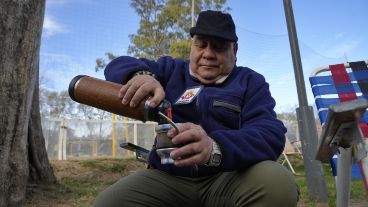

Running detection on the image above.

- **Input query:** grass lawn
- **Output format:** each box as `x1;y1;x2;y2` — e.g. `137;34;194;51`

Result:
285;157;367;207
23;157;367;207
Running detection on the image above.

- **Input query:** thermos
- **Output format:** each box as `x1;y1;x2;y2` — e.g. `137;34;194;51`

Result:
68;75;178;164
68;75;171;123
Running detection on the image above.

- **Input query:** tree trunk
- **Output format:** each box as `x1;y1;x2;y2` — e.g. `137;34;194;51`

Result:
0;1;56;206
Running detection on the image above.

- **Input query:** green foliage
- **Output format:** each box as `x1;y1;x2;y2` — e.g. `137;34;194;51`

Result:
95;52;117;72
169;39;191;59
128;0;230;60
95;0;231;71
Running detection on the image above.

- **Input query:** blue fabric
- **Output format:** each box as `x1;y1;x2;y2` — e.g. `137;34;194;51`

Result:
309;65;368;180
318;110;328;124
309;75;334;85
331;158;362;179
311;83;362;95
104;56;286;177
315;98;340;109
309;71;368;86
315;96;368;110
352;70;368;80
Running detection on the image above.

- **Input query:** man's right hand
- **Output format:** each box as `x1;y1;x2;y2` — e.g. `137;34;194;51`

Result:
118;74;165;108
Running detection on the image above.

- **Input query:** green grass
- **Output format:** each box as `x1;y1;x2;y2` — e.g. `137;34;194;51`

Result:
23;158;141;207
284;157;367;206
81;158;128;172
23;158;367;207
59;158;135;207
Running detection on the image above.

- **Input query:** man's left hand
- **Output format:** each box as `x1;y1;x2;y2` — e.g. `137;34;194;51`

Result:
168;123;213;167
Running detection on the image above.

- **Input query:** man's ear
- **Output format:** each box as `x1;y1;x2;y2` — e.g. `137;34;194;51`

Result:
233;43;238;62
233;42;238;56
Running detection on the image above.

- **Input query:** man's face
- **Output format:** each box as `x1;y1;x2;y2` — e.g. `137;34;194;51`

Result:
189;35;237;84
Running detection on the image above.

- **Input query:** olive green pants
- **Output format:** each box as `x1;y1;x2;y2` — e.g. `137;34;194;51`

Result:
93;161;299;207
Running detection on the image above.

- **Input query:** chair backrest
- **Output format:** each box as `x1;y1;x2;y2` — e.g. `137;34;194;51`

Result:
310;61;368;129
309;60;368;192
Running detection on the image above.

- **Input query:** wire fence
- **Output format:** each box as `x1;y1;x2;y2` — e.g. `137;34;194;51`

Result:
42;117;300;161
42;118;157;160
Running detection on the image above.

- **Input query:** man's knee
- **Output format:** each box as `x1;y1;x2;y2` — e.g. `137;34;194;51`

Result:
93;172;139;207
235;161;299;207
93;169;196;207
93;170;160;207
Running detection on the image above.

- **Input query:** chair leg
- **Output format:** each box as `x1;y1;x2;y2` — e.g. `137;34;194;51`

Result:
296;145;303;159
282;152;296;174
336;147;352;207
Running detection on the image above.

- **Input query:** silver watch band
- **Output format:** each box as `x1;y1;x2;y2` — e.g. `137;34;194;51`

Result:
205;139;222;167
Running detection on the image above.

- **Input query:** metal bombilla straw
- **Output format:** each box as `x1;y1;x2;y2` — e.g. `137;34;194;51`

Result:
155;112;180;164
158;111;179;134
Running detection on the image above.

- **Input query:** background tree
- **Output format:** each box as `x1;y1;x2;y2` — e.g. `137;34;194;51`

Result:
40;86;112;120
0;1;56;206
128;0;229;60
96;0;230;71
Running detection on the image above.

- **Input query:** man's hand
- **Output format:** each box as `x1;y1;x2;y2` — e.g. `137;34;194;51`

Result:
168;123;213;167
118;75;165;108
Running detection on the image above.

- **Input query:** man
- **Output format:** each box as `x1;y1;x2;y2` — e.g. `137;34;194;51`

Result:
94;10;299;207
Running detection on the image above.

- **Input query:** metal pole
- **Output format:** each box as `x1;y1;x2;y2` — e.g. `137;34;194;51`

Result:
112;113;116;158
283;0;328;203
124;116;132;156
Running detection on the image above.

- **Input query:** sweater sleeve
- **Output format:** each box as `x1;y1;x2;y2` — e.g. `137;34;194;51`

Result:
104;56;180;89
209;72;286;171
104;56;154;84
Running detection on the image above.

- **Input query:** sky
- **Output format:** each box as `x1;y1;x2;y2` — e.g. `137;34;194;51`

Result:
40;0;368;113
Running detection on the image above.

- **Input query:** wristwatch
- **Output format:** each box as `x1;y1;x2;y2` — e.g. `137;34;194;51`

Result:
133;70;155;78
205;139;222;167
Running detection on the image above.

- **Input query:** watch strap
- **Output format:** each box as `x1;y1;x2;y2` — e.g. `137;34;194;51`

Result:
205;139;222;167
132;70;155;78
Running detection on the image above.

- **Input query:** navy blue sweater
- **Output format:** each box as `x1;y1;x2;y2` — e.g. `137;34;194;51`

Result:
105;56;286;177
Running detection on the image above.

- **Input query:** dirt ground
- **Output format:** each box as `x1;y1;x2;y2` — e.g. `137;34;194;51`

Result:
23;159;367;207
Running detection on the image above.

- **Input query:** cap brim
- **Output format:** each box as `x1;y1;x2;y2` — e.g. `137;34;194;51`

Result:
190;27;237;42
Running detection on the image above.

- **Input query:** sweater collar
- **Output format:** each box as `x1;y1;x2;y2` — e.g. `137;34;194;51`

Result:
188;68;232;85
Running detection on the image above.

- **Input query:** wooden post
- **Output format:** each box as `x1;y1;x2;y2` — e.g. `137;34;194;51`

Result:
112;114;116;158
